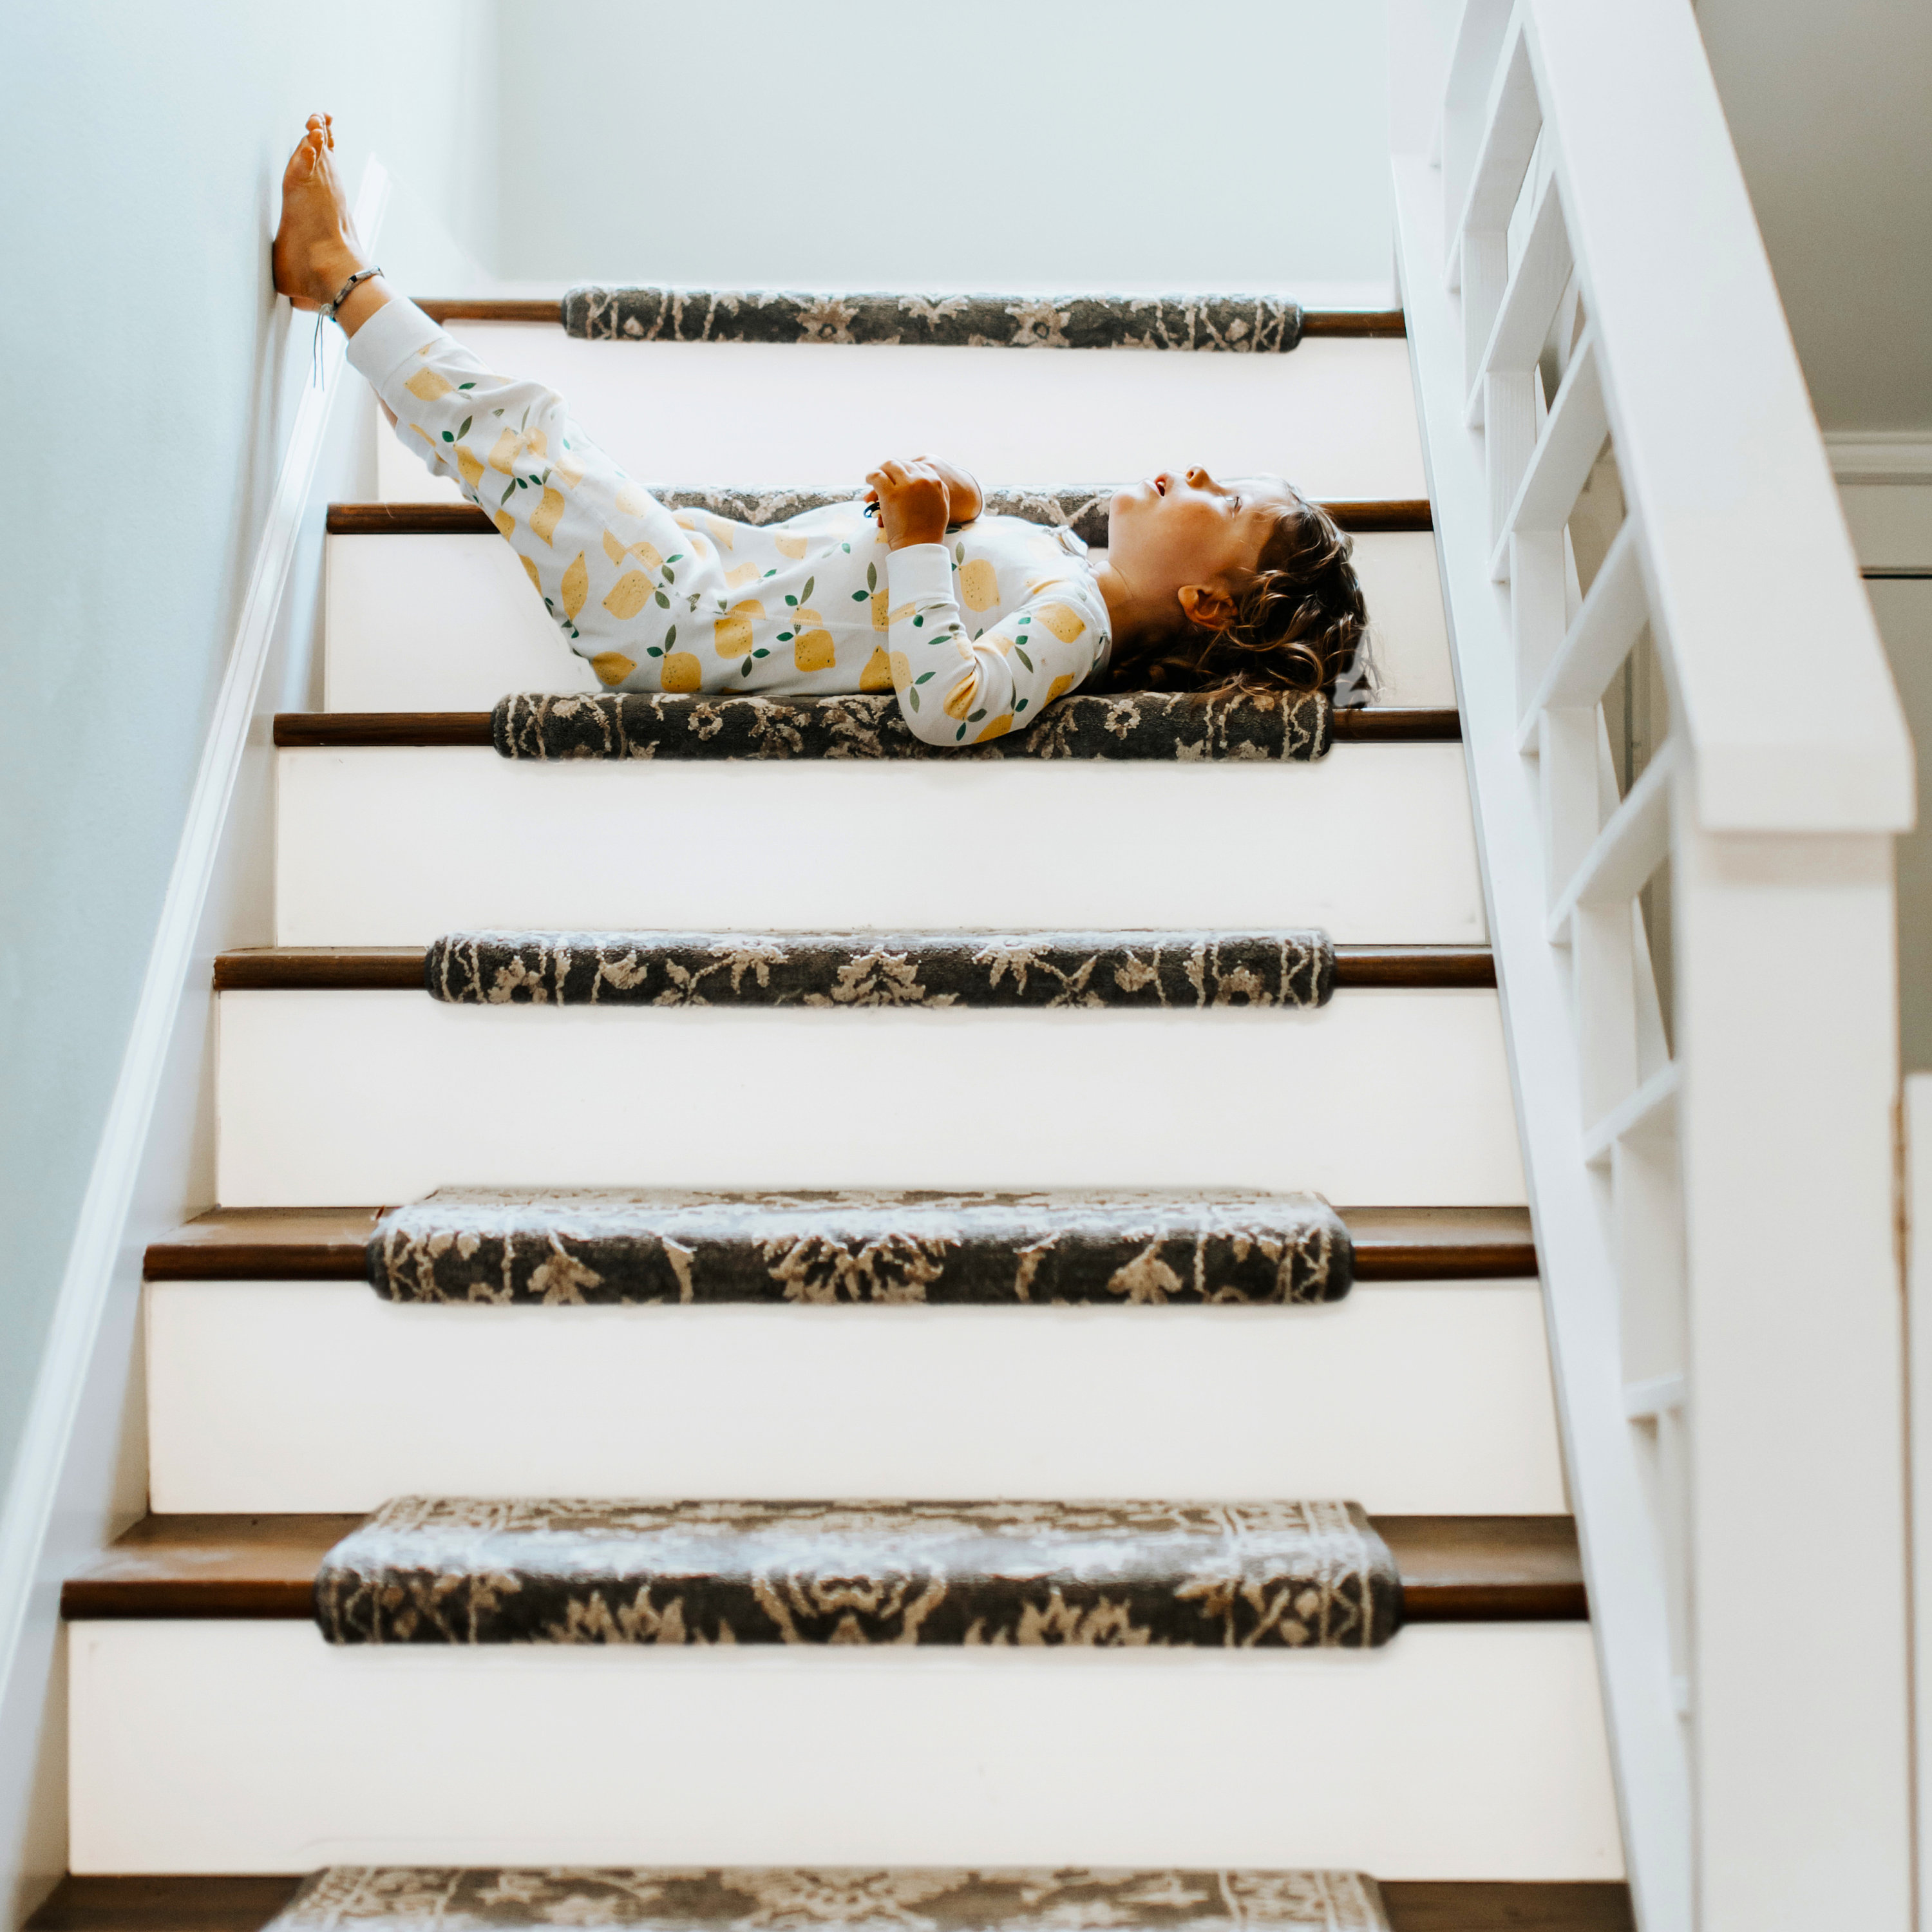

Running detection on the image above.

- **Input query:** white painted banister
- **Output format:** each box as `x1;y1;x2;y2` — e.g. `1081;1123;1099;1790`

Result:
1394;1;1915;1926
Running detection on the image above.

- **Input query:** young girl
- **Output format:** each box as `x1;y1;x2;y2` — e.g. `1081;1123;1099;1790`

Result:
277;117;1370;746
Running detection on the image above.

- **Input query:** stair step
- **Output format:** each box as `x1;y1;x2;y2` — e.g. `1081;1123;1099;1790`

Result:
26;1873;1636;1932
63;1513;1585;1625
272;742;1484;947
212;980;1522;1207
368;325;1423;510
326;495;1432;540
147;1203;1536;1282
213;941;1492;999
325;526;1448;712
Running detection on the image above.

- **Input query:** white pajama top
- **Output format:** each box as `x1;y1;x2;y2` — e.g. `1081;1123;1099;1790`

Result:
346;298;1113;746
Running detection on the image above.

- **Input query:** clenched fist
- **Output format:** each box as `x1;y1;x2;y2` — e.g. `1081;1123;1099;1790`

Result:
864;453;983;550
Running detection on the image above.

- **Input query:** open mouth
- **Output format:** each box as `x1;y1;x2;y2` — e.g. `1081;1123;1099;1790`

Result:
1152;475;1168;497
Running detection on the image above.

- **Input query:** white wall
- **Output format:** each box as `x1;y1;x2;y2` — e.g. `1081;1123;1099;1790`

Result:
493;0;1396;301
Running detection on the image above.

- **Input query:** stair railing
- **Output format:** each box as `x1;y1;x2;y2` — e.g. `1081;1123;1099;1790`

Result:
1393;3;1915;1927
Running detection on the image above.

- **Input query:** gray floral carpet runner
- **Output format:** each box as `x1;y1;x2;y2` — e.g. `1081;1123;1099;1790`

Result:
366;1188;1353;1308
267;1867;1390;1932
564;287;1306;354
654;484;1123;545
492;689;1334;763
423;930;1334;1010
313;1498;1401;1649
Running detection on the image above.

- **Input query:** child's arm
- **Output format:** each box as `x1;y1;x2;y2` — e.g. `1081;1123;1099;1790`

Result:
864;453;981;527
868;460;1106;747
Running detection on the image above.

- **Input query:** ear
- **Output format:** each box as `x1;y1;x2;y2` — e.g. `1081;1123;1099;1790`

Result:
1177;582;1236;632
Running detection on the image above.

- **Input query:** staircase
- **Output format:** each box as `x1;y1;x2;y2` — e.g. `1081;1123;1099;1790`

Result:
35;294;1631;1932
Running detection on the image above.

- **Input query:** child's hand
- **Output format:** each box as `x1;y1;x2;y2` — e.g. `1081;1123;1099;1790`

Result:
864;458;952;549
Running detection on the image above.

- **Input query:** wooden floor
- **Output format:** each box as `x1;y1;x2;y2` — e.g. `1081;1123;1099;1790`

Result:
144;1204;1538;1285
27;1875;1634;1932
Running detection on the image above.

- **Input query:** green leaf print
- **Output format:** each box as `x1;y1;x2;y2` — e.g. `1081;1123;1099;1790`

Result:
908;688;920;712
914;671;935;685
955;723;967;741
954;544;965;563
841;542;852;553
457;415;472;439
664;625;677;649
913;615;924;628
763;567;777;578
441;430;454;442
663;567;676;583
655;591;669;608
458;383;475;391
667;553;684;565
968;709;987;724
851;591;867;602
647;645;663;658
866;562;878;591
753;648;770;658
784;594;798;607
801;576;815;601
1014;647;1034;671
1016;697;1029;712
777;631;794;643
742;656;754;676
519;405;530;430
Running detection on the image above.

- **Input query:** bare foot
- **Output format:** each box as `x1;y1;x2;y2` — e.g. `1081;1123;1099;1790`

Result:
273;115;366;310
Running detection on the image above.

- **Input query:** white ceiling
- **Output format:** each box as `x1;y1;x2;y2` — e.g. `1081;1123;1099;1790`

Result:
1696;0;1932;437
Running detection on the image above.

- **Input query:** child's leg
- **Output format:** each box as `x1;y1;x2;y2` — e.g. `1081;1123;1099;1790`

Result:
343;298;713;692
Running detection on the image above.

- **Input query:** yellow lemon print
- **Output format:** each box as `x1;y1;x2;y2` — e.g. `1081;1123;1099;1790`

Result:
561;553;588;621
520;554;542;593
983;630;1014;657
456;445;485;489
773;534;808;560
871;591;891;630
614;482;651;517
724;562;762;591
487;427;524;475
1036;601;1086;643
494;510;516;541
531;487;565;546
525;428;548;458
958;558;1000;611
603;571;652;620
602;528;627;568
860;646;893;692
672;513;698;531
1046;672;1076;702
713;598;765;656
889;650;911;692
976;713;1014;743
661;651;702;692
793;629;836;673
411;424;440;457
630;540;664;575
944;676;980;721
705;515;735;551
554;449;584;489
887;602;915;626
589;651;635;687
404;367;453;403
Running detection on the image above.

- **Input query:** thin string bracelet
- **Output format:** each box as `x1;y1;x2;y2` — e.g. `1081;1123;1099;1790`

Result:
310;263;383;384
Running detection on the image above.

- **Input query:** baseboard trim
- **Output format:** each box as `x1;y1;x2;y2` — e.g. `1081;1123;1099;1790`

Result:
0;159;390;1927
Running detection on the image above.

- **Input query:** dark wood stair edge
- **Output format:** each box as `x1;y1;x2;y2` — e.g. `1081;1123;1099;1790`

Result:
25;1876;1633;1932
272;706;1461;747
59;1514;1585;1625
210;945;1495;994
144;1205;1537;1283
411;298;1407;339
326;497;1432;535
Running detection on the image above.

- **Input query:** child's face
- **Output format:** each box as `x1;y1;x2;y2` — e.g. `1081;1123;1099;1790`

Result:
1107;467;1296;620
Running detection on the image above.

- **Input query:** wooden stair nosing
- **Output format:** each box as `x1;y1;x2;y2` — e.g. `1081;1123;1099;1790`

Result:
410;298;1408;339
60;1512;1584;1625
143;1204;1538;1284
24;1875;1632;1932
325;498;1433;536
211;945;1497;994
272;706;1462;748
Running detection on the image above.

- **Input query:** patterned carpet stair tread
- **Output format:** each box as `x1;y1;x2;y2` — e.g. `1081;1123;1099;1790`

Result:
366;1187;1352;1307
326;491;1431;542
312;1497;1402;1647
559;287;1319;352
61;1513;1586;1625
490;689;1337;763
422;929;1334;1010
24;1874;1636;1932
145;1204;1537;1285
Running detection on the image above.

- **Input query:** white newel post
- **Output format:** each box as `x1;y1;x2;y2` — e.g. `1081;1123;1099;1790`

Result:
1676;819;1910;1929
1908;1075;1932;1927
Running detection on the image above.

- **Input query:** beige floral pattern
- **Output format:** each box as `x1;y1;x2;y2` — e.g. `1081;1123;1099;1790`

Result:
495;689;1331;762
564;288;1306;354
270;1868;1388;1932
313;1499;1400;1649
422;931;1333;1010
365;1188;1352;1308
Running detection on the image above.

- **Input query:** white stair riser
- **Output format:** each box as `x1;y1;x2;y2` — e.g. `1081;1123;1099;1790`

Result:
68;1622;1620;1879
215;992;1528;1208
274;748;1488;947
146;1281;1562;1515
373;328;1426;507
325;532;1449;713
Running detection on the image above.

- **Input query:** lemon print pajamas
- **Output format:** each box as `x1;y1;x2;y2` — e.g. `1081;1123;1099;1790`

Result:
346;298;1113;746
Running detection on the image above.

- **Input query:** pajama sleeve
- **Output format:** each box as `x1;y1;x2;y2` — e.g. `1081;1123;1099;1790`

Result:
884;543;1110;746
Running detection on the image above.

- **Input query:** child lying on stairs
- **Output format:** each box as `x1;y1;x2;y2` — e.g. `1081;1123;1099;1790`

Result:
276;115;1371;747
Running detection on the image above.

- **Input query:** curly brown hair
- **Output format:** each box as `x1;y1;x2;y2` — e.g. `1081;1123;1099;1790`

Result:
1128;489;1374;706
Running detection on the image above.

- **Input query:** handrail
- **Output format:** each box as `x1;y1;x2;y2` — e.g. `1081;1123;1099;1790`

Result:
1396;3;1915;1926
